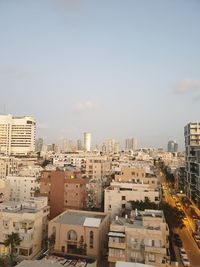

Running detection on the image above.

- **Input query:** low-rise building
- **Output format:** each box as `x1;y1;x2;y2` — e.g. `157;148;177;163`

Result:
0;179;10;203
108;210;169;267
0;197;49;259
48;210;110;264
6;175;40;201
0;156;19;178
104;182;160;218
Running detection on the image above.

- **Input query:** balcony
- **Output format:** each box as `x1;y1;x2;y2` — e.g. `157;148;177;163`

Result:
145;246;166;254
108;255;126;263
109;241;126;250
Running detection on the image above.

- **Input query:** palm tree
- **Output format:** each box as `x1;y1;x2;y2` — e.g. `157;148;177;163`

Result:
4;232;21;266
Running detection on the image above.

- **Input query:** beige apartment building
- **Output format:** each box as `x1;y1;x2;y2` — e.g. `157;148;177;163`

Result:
86;156;111;180
48;210;110;263
0;156;19;178
0;115;36;156
0;197;49;258
104;182;160;218
0;179;10;203
115;167;158;188
108;210;169;267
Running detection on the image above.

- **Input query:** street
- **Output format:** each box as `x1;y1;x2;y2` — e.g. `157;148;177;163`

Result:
162;182;200;267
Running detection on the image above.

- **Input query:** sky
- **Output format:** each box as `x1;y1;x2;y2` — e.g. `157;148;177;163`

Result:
0;0;200;150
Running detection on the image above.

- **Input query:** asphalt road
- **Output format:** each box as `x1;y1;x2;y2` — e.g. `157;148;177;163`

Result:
162;182;200;267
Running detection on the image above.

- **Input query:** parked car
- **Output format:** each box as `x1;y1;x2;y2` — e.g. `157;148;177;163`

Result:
182;257;190;266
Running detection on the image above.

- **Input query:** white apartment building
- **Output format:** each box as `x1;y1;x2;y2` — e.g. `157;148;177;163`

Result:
0;156;19;178
108;210;169;267
104;182;160;218
6;176;40;201
53;153;86;170
0;197;49;258
86;156;112;180
0;115;36;156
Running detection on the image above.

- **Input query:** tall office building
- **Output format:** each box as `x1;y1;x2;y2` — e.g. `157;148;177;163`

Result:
125;138;138;151
184;122;200;207
35;138;43;152
167;140;178;153
0;115;36;156
84;132;91;152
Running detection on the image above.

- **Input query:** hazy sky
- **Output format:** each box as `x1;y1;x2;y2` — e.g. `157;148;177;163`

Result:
0;0;200;149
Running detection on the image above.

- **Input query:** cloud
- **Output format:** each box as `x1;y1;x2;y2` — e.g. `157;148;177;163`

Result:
37;123;48;129
74;101;97;112
174;79;200;94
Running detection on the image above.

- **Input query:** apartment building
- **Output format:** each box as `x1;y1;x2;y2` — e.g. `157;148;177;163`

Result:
115;167;158;188
104;182;160;218
86;156;111;180
48;210;110;263
39;170;89;218
53;153;86;171
0;197;49;258
108;210;169;267
0;115;36;156
6;176;40;201
184;122;200;207
86;179;103;209
0;179;10;203
0;156;19;178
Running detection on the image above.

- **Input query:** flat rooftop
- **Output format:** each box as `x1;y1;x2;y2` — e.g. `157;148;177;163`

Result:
54;210;106;227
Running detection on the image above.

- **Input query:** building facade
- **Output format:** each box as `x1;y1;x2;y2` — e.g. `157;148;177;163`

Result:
39;170;89;218
104;182;160;218
0;197;49;259
108;210;169;267
84;132;91;152
48;210;110;263
7;176;40;201
0;115;36;156
184;122;200;207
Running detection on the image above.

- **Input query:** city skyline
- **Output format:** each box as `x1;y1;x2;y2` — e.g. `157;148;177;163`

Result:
0;1;200;149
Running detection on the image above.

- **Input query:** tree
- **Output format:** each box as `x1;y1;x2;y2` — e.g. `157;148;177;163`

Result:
4;232;21;266
48;233;56;253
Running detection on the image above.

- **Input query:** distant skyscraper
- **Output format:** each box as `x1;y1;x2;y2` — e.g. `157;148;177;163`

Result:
77;139;82;151
84;132;91;152
125;138;138;151
0;115;36;155
167;140;178;153
107;139;116;153
35;138;43;152
184;122;200;207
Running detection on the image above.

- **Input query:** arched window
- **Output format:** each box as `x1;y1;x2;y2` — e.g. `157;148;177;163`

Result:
90;231;94;248
67;230;77;241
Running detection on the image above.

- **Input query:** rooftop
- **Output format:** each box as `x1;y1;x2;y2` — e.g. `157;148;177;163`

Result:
53;210;107;227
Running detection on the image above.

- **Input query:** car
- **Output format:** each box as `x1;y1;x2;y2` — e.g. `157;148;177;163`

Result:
179;247;186;256
182;257;190;266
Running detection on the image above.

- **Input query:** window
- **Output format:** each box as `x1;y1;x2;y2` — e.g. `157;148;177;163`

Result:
122;196;126;200
67;230;77;241
148;253;155;262
90;231;94;248
122;204;126;209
